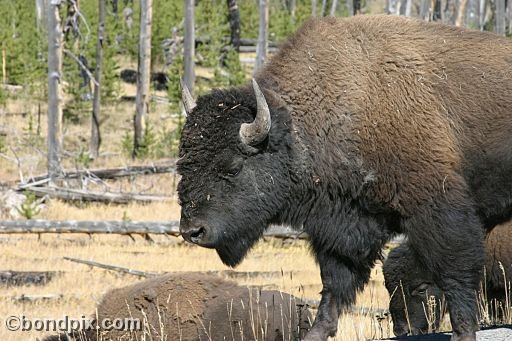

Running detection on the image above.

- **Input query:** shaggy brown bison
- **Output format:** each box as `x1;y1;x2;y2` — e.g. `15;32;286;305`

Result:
177;15;512;341
384;222;512;336
44;273;311;340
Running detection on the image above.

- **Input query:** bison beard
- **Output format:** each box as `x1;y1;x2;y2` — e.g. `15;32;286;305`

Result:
177;15;512;341
214;219;266;267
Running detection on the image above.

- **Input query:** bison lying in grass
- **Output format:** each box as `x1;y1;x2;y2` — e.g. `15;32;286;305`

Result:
384;222;512;336
44;272;311;341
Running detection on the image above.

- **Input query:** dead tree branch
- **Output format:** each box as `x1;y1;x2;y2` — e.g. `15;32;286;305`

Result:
63;49;99;86
24;186;172;203
64;256;157;277
18;161;176;188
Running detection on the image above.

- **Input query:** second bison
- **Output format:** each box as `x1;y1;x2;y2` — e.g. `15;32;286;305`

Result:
384;222;512;336
44;272;311;340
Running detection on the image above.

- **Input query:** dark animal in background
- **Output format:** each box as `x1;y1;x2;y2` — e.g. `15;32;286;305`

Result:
177;15;512;341
119;69;169;90
384;222;512;336
43;273;311;341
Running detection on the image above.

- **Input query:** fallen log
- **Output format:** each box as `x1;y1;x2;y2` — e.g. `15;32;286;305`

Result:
14;293;63;302
0;220;306;239
0;270;57;286
0;220;180;235
238;37;278;47
0;112;28;117
26;186;172;204
238;46;278;53
19;161;176;188
1;84;23;93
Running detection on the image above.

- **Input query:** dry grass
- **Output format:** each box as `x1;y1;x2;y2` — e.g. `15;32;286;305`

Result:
0;231;392;341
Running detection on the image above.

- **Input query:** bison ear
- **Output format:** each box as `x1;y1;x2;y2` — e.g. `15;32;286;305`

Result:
239;79;272;146
180;79;197;115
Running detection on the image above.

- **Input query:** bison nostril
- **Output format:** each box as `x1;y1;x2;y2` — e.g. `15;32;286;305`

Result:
189;227;206;243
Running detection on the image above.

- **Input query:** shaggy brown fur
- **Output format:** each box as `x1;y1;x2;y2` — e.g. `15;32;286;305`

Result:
43;273;311;341
177;15;512;341
384;222;512;336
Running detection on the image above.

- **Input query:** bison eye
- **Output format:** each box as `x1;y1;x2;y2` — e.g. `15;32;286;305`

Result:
412;283;430;296
224;158;244;177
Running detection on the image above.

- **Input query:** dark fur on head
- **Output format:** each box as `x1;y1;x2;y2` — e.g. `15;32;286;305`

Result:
384;222;512;336
177;87;293;266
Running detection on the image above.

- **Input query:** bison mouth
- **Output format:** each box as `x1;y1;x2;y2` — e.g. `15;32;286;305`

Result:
180;215;267;267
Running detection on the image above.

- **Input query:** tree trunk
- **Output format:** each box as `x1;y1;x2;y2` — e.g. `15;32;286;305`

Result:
330;0;338;15
90;0;105;159
36;0;46;33
479;0;487;30
353;0;361;14
254;0;269;73
321;0;328;16
1;48;5;84
64;0;80;43
389;0;399;14
227;0;240;52
495;0;506;34
507;0;512;34
112;0;119;13
455;0;468;25
183;0;195;92
405;0;413;15
47;0;64;180
290;0;296;17
346;0;354;15
420;0;431;19
432;0;442;20
312;0;317;16
133;0;152;157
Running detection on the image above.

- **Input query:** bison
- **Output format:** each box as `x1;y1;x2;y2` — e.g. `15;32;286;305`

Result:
384;222;512;336
177;15;512;341
44;272;311;340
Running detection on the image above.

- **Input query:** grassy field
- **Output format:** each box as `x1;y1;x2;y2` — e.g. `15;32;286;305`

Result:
0;227;392;341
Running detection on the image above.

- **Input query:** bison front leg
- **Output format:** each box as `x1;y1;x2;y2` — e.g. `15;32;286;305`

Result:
303;252;375;340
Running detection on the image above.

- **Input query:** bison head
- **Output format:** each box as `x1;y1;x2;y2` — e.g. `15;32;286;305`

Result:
177;80;293;267
383;243;445;336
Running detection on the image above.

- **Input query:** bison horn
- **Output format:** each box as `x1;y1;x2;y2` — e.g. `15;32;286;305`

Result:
240;79;271;146
181;79;197;114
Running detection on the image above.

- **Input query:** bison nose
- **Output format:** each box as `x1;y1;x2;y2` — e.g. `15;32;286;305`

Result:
182;226;206;244
180;220;217;248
